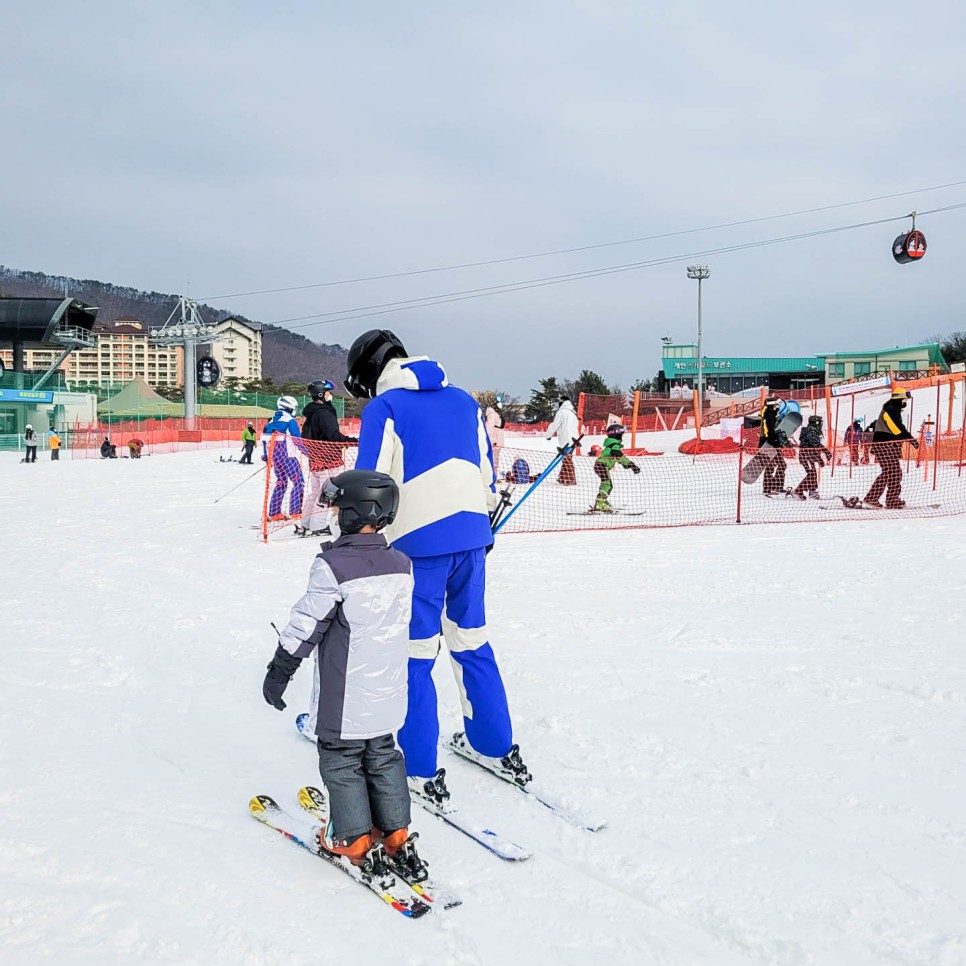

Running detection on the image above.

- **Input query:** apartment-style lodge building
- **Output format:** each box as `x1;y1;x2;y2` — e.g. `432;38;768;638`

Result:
0;315;262;390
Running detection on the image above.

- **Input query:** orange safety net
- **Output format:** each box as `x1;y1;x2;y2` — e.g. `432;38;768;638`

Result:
260;436;358;540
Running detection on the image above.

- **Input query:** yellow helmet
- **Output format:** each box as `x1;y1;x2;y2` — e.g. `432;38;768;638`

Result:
890;388;912;401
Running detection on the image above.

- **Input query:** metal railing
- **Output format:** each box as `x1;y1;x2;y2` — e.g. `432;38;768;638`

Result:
0;370;68;391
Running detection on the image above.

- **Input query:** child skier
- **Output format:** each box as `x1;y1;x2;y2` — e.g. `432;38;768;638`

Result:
261;469;424;874
592;424;640;512
793;415;832;499
260;395;305;521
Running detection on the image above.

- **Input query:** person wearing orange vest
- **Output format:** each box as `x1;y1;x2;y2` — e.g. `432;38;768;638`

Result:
48;429;61;461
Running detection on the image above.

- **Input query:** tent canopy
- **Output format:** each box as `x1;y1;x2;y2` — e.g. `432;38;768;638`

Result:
97;377;182;416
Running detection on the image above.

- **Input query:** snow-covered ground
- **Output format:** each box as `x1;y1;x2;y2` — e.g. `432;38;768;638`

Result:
1;448;964;965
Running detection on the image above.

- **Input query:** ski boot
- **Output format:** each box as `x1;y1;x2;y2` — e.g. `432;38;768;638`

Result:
791;489;806;501
808;490;821;500
408;768;451;809
318;826;378;867
863;498;883;509
310;525;332;536
450;732;533;788
500;744;533;787
293;525;308;537
886;499;906;509
382;829;429;883
590;500;614;514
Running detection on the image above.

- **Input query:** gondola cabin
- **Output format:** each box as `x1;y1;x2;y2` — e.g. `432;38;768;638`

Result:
892;229;927;264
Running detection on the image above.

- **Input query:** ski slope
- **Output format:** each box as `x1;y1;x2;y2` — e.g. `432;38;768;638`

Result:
1;448;964;965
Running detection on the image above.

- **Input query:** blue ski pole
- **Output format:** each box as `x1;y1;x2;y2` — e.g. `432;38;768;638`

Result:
493;436;583;534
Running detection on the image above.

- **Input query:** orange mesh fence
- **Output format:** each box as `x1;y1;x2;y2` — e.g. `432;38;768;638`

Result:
261;435;358;540
490;442;966;534
255;375;966;540
69;417;256;458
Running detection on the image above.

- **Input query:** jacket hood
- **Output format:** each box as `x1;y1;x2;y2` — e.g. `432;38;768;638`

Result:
557;400;575;413
376;356;448;394
302;400;325;417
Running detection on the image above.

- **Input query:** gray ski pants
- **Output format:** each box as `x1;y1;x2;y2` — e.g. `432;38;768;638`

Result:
317;734;411;842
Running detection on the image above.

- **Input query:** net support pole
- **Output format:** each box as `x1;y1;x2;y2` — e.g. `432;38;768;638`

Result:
577;392;585;440
830;398;840;478
957;375;966;478
693;390;701;441
948;375;956;440
933;408;940;492
631;391;640;450
849;392;855;480
736;443;744;523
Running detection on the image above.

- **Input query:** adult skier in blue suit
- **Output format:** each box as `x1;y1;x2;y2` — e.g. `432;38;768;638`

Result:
346;330;526;801
261;395;305;519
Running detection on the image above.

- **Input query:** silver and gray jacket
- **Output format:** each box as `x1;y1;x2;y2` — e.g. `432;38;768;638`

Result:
279;532;413;741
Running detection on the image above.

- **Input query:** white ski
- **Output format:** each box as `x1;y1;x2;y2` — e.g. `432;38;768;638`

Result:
445;732;607;833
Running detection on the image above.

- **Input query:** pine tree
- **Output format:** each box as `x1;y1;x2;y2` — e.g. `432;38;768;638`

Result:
526;377;561;421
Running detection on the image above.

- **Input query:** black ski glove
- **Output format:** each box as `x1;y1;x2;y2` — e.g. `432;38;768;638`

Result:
262;645;301;711
629;463;641;474
911;439;920;450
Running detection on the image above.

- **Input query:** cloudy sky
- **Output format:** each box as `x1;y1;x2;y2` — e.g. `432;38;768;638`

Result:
2;1;964;395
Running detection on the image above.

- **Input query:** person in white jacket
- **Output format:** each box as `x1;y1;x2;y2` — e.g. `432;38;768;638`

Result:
546;396;579;484
484;397;506;476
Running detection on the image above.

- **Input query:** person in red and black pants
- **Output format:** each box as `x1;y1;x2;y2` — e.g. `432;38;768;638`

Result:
793;415;832;499
864;389;918;509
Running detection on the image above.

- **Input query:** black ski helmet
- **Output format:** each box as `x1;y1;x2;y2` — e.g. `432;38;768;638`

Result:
321;469;400;534
606;423;627;438
308;379;334;399
344;330;407;399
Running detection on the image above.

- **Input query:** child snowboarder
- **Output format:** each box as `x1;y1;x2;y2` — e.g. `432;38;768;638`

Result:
261;469;424;874
793;415;832;499
592;424;640;512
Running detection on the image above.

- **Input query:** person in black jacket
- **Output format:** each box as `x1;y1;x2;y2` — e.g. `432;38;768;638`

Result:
23;424;38;463
297;379;358;536
760;396;790;495
864;388;918;508
793;415;832;499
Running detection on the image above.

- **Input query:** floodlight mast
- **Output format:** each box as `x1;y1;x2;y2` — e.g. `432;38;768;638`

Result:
686;265;711;435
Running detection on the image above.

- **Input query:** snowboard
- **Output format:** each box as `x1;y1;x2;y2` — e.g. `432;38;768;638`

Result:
740;411;803;484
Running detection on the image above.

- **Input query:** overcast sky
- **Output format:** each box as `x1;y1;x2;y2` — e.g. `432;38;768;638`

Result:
2;1;964;395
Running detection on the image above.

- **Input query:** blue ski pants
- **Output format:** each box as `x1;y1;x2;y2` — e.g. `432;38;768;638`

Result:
397;549;513;778
269;454;304;517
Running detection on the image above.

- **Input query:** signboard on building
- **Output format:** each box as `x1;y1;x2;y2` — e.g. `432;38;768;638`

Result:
673;360;733;372
830;375;891;397
0;388;55;403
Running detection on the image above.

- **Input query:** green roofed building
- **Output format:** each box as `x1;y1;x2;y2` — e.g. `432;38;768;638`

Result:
661;341;946;392
819;343;945;384
661;344;823;393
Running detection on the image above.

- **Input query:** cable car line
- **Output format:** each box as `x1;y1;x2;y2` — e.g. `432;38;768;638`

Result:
199;179;966;302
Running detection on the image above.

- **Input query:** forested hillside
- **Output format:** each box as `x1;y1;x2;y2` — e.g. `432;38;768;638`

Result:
0;265;347;385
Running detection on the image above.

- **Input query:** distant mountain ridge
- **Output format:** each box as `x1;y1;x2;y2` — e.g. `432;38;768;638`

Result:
0;265;348;386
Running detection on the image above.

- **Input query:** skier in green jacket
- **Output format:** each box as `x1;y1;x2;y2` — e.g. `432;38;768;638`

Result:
592;424;640;512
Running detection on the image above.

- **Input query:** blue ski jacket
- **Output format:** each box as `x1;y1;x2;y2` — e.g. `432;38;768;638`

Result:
261;410;303;460
355;356;498;558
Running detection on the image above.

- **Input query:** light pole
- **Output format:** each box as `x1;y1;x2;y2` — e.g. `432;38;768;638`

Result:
686;264;711;433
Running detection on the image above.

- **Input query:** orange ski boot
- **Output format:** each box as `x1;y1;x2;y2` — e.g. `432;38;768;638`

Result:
320;830;376;866
382;828;429;883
